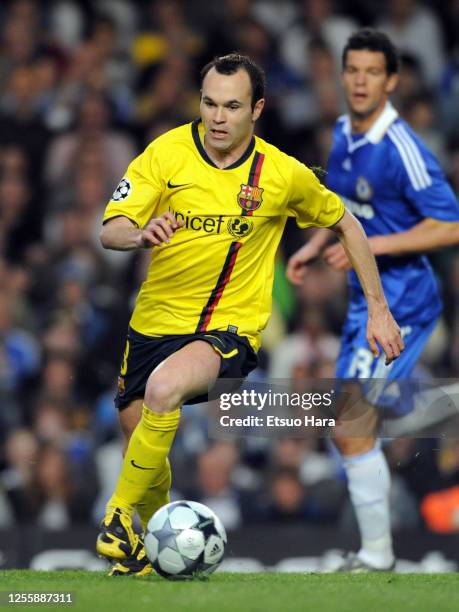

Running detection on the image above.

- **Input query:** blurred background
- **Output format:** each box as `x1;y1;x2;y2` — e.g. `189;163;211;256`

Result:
1;0;459;570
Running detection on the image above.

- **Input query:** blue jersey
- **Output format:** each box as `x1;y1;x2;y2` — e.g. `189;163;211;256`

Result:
327;103;459;325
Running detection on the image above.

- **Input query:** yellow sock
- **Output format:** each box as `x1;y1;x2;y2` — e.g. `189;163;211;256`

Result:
107;405;180;515
136;458;171;531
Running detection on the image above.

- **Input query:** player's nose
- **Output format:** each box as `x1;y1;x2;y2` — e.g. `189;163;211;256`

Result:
214;106;226;123
355;72;367;85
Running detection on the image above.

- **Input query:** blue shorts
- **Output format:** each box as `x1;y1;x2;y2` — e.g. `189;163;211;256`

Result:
335;316;438;416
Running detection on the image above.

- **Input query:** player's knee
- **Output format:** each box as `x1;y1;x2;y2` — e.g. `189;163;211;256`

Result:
144;372;181;412
334;436;376;457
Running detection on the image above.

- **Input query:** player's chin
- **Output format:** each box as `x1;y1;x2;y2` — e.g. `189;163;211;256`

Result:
349;99;372;116
210;136;231;150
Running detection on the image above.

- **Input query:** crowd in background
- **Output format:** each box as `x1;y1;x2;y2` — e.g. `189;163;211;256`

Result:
1;0;459;538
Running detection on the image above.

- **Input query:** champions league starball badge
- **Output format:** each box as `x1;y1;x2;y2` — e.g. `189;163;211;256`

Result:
111;177;132;201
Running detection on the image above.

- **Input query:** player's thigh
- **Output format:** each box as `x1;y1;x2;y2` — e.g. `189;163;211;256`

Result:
337;318;438;380
334;323;388;449
145;340;221;409
336;318;438;426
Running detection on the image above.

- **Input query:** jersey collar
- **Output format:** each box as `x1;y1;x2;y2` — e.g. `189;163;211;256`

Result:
341;102;399;152
366;102;399;143
191;118;256;169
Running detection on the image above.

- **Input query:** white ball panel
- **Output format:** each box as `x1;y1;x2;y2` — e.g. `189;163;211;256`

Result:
147;506;168;532
169;506;199;530
186;501;216;519
175;529;205;560
157;548;186;575
144;532;159;562
213;514;228;543
204;535;225;564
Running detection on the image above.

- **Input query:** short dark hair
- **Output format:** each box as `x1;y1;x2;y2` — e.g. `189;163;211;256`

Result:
200;53;266;109
342;28;400;75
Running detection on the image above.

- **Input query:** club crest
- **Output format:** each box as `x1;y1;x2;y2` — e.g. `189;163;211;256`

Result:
237;184;263;211
356;176;373;201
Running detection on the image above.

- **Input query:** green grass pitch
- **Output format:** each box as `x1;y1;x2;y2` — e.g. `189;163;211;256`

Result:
1;571;458;612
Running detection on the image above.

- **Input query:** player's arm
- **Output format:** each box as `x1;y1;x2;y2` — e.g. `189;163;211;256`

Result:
368;218;459;256
324;218;459;270
325;140;459;269
369;136;459;257
330;209;404;365
100;213;184;251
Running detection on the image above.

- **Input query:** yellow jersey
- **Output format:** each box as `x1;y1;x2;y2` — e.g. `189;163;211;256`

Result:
102;120;344;351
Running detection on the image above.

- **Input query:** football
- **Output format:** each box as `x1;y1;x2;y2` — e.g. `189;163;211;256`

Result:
144;500;227;579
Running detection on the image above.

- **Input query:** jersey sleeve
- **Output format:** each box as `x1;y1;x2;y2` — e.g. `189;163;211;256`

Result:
390;131;459;222
102;142;164;227
286;157;345;228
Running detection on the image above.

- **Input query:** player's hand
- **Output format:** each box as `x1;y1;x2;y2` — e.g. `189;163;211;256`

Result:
323;242;352;271
286;244;320;285
366;303;404;365
137;212;185;248
324;236;385;271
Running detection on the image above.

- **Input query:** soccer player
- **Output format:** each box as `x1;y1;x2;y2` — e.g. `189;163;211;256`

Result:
97;53;403;575
288;29;459;572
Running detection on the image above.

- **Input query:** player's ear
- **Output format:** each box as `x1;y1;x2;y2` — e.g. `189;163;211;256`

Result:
385;73;399;95
252;98;265;122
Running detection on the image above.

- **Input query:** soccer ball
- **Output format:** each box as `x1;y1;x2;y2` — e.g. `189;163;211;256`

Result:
144;500;227;579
